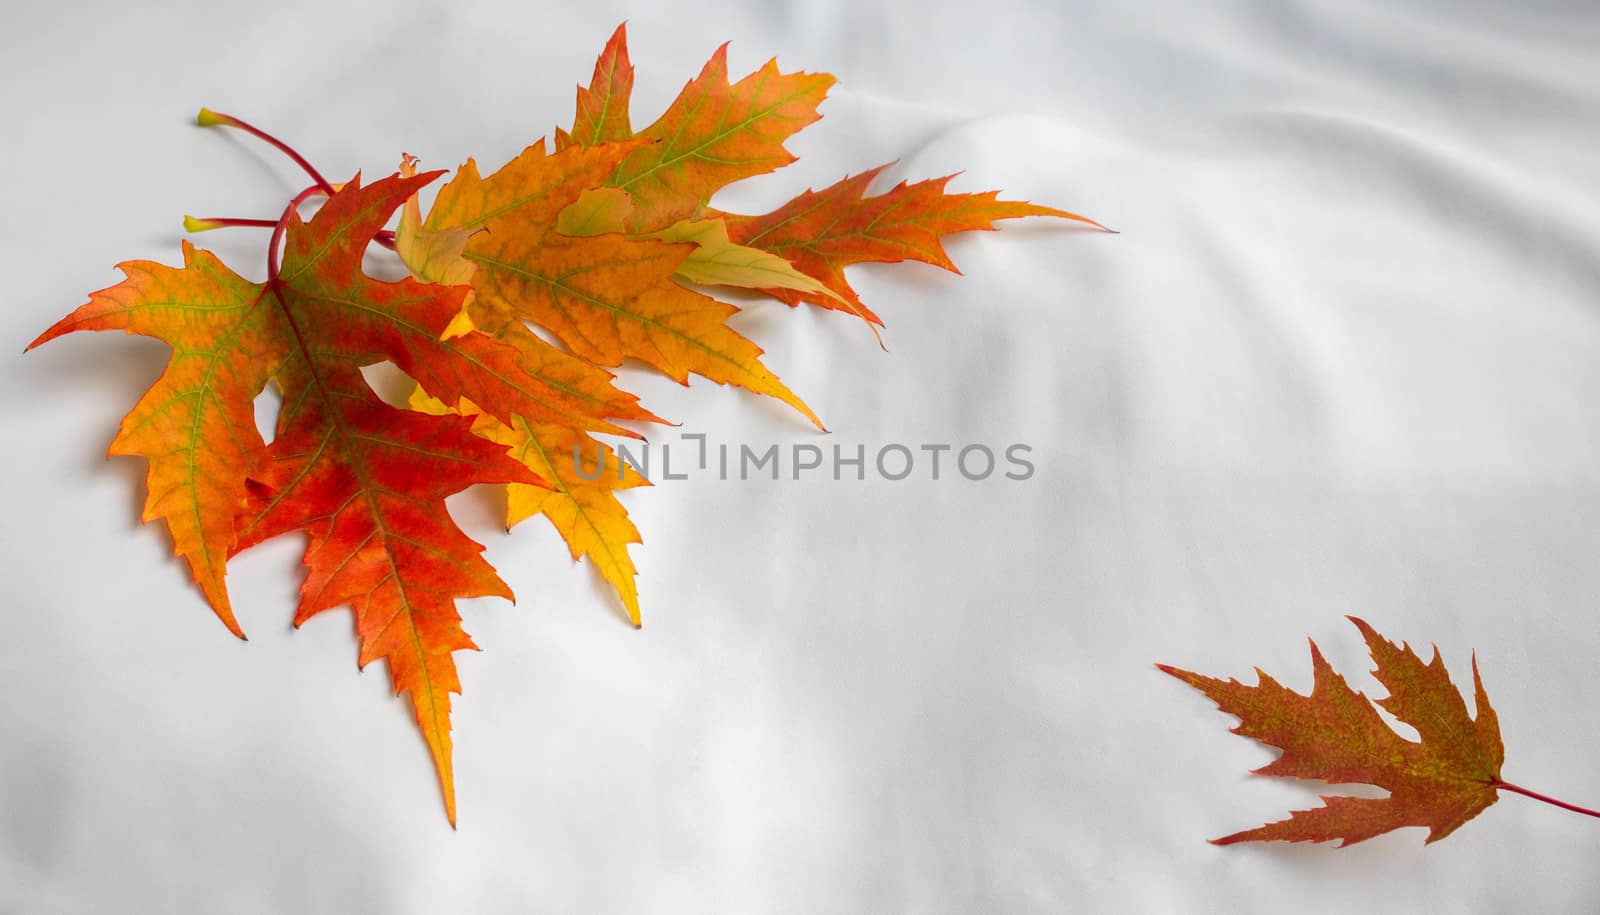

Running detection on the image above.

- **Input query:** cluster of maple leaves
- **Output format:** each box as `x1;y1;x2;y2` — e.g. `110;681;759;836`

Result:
31;25;1101;825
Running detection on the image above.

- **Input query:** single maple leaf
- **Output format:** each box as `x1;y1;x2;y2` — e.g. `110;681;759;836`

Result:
1160;617;1510;846
398;139;824;429
30;245;281;638
721;165;1109;328
557;23;834;234
30;171;670;825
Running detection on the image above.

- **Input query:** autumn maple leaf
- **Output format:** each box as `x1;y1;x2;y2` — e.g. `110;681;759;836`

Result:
27;171;666;825
1162;617;1600;846
555;24;1108;335
721;166;1109;328
397;139;822;430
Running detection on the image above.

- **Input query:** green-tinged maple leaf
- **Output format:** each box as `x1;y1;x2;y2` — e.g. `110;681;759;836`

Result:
1160;617;1529;846
397;139;825;429
555;187;840;303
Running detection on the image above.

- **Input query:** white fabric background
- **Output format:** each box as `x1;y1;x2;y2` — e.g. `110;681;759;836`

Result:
5;0;1600;911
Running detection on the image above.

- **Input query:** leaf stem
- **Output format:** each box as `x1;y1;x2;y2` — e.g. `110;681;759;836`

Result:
197;108;338;197
187;218;396;250
185;216;279;232
267;186;332;282
1493;779;1600;820
193;109;403;251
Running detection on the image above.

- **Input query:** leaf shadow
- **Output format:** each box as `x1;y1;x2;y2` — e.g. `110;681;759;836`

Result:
196;128;316;201
23;334;168;530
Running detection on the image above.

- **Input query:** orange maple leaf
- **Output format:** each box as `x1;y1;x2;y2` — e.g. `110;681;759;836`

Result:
30;244;281;639
1160;617;1600;847
399;138;824;429
28;171;656;825
721;165;1109;328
